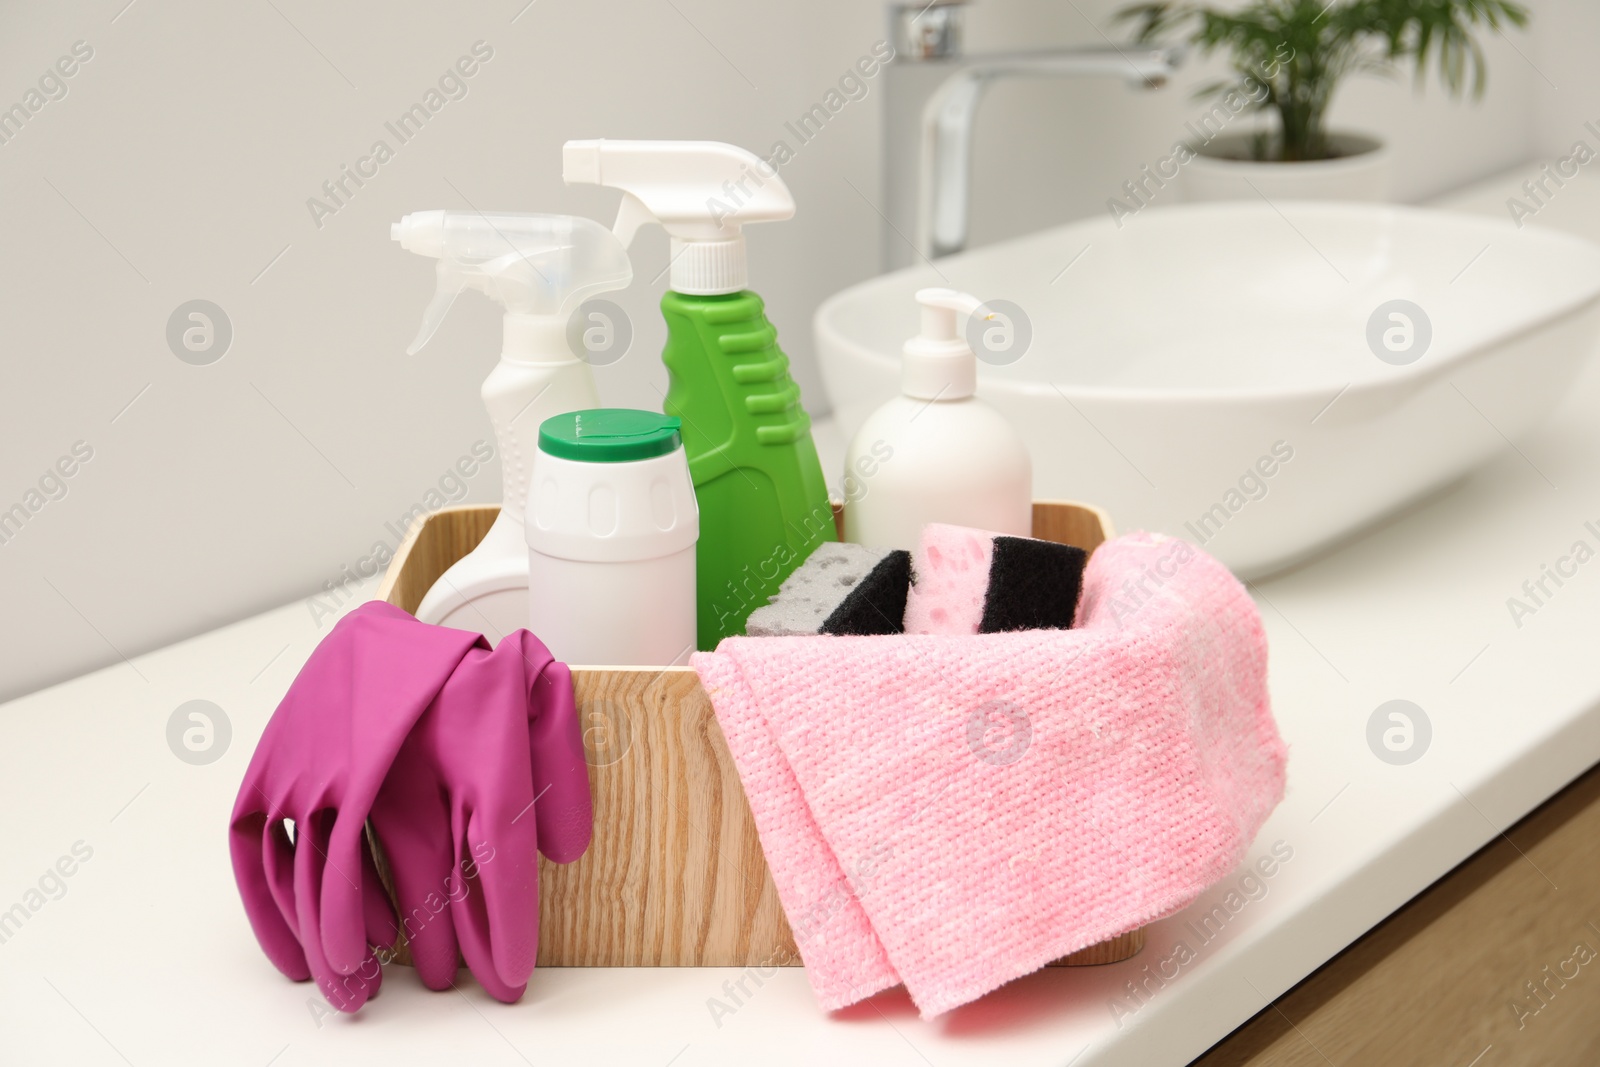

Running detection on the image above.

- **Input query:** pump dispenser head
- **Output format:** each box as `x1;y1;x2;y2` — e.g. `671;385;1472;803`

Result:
392;211;632;357
562;139;795;296
902;287;992;401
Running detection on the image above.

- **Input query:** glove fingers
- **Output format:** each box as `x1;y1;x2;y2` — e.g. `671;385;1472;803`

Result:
459;932;527;1004
525;657;594;863
261;817;299;930
296;810;377;1013
361;834;399;953
320;816;378;976
451;863;527;1003
373;805;462;992
228;816;309;982
456;804;540;995
448;822;528;1002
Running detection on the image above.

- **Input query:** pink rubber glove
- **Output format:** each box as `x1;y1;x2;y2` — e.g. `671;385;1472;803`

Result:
229;601;484;1011
368;630;592;1002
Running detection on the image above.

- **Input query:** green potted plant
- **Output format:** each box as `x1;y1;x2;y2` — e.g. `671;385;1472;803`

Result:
1115;0;1529;201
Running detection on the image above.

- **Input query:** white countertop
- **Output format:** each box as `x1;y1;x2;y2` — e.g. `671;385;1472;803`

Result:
5;165;1600;1066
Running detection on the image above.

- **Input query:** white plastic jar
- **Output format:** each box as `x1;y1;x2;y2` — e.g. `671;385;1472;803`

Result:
525;409;698;666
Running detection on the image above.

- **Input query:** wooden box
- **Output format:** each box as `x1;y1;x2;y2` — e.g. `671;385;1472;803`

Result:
376;500;1143;968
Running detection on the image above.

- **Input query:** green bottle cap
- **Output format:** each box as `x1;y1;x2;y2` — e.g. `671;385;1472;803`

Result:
538;408;684;463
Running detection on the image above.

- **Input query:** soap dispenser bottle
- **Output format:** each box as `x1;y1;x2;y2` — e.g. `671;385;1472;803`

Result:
393;210;632;638
843;288;1032;551
563;139;835;649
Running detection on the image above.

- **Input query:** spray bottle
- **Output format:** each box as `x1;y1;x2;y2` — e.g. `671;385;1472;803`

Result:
393;210;632;638
563;139;835;649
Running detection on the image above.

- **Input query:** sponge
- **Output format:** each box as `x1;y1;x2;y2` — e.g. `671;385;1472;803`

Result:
746;543;911;637
903;523;1086;635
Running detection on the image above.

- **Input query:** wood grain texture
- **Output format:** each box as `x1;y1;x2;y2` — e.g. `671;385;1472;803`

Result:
380;500;1143;968
541;665;793;966
1033;499;1115;555
1055;928;1146;967
1193;760;1600;1065
374;504;496;615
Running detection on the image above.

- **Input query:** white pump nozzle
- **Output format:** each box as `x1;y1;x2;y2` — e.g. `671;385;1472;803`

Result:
915;287;985;341
902;287;992;401
392;210;632;358
562;139;795;295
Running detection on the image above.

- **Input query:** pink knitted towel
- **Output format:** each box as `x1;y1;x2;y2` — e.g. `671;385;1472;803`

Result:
692;532;1286;1018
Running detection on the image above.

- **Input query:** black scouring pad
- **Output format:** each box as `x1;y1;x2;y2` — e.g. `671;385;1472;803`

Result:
820;548;912;636
977;535;1087;633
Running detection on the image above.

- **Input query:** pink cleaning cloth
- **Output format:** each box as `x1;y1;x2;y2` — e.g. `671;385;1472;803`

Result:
692;532;1287;1018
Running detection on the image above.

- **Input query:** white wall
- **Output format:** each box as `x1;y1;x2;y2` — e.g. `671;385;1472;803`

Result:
1528;0;1600;158
0;0;1570;701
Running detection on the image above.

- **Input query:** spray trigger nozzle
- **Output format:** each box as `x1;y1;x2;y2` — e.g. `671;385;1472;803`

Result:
562;139;795;295
392;211;632;357
406;261;471;355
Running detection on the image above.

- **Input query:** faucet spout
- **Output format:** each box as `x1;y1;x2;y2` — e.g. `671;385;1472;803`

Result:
919;45;1183;260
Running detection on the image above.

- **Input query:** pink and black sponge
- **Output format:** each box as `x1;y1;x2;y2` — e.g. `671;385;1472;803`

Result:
904;523;1086;635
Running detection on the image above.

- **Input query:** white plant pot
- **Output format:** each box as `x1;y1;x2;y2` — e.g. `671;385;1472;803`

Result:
1183;131;1391;203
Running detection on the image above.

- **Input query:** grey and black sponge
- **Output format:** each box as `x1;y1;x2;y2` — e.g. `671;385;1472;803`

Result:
745;542;912;637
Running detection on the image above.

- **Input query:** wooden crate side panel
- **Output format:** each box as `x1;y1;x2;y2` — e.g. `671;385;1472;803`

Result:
539;668;795;966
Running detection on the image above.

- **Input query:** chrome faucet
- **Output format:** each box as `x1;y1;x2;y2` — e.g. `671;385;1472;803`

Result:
881;0;1182;268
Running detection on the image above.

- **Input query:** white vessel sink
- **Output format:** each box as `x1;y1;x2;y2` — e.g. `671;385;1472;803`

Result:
816;203;1600;577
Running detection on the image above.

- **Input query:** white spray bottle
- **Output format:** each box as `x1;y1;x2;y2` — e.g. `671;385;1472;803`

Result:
393;210;632;638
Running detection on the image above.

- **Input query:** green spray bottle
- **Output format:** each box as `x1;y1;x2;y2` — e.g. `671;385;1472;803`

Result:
563;139;835;649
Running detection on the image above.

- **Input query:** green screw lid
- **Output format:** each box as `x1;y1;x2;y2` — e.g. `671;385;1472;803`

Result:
538;408;683;463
